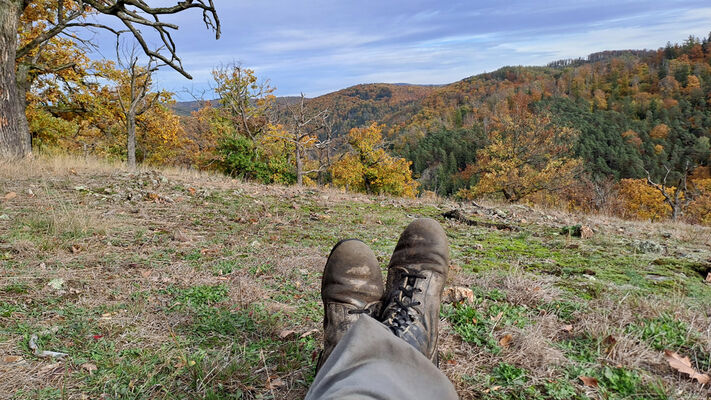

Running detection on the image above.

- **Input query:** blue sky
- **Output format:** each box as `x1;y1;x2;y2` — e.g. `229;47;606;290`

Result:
93;1;711;100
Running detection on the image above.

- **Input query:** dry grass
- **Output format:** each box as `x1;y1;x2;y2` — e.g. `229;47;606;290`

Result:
1;156;711;399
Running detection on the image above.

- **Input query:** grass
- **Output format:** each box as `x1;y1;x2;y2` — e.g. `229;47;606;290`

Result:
1;156;711;399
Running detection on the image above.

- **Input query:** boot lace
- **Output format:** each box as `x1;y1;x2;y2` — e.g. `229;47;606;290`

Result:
385;271;426;334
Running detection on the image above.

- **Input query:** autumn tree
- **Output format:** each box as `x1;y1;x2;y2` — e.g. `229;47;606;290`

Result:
457;111;582;202
331;123;418;197
101;46;164;168
212;64;274;140
270;94;333;185
1;0;220;158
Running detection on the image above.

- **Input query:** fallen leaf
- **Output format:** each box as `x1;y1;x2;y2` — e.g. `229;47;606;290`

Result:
39;363;63;374
139;269;152;279
2;355;23;363
499;334;513;348
706;272;711;283
81;363;97;375
579;376;599;387
300;329;319;339
266;376;285;389
561;324;573;332
70;245;81;254
664;350;711;384
279;330;296;339
442;286;475;305
490;311;503;322
3;192;17;201
602;335;617;355
580;225;594;239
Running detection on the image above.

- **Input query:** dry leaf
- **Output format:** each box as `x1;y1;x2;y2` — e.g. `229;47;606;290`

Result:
39;363;63;374
561;324;573;332
279;330;296;339
81;363;97;375
706;272;711;284
300;329;319;339
499;334;513;348
602;335;617;355
579;376;599;387
2;355;23;363
139;269;152;279
580;225;594;239
442;286;475;304
664;350;711;384
266;376;285;389
3;192;17;201
490;311;503;322
70;245;81;254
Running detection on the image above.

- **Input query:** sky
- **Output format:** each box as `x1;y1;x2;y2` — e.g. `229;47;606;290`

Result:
90;1;711;100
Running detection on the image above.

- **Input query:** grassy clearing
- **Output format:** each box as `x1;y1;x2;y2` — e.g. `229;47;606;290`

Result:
1;157;710;399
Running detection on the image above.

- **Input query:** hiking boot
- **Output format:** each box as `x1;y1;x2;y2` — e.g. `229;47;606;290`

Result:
316;239;384;372
380;218;449;364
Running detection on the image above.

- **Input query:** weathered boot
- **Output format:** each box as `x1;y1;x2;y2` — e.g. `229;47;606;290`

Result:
379;218;449;364
316;239;384;372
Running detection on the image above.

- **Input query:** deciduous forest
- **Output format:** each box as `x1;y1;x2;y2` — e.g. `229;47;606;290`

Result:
2;1;710;225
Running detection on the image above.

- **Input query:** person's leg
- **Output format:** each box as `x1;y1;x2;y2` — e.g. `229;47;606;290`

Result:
304;315;457;400
308;219;457;399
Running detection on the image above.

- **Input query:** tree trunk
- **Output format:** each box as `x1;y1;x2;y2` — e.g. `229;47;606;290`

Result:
127;111;137;168
0;0;31;158
295;142;303;185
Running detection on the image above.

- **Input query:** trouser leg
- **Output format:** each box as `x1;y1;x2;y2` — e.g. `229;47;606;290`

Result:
305;315;458;400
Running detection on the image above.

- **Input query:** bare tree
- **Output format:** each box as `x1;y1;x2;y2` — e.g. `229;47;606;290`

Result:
645;162;696;221
113;46;160;168
1;0;220;158
270;94;334;185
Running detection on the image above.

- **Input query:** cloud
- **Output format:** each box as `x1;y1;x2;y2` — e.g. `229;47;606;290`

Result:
119;1;711;99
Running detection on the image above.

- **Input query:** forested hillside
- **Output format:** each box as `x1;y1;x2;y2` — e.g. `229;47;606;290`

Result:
13;11;711;226
382;36;711;224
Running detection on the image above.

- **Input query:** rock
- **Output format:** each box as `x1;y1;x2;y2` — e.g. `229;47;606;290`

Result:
662;232;672;239
646;274;672;282
442;286;475;305
632;240;664;254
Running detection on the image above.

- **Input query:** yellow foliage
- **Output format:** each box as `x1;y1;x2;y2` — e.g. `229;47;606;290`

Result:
687;179;711;226
458;112;582;202
617;179;671;221
331;123;418;197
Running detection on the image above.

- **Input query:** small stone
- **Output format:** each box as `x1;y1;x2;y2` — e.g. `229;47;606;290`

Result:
632;240;664;254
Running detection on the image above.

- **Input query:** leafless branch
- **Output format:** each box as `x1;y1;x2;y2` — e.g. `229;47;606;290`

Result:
17;0;220;80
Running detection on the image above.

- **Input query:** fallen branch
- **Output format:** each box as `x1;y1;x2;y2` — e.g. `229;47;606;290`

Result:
441;209;519;231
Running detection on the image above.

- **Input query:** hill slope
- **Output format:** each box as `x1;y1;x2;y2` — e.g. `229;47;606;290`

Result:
1;157;710;399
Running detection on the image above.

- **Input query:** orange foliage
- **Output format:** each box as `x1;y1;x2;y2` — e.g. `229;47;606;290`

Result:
649;124;670;140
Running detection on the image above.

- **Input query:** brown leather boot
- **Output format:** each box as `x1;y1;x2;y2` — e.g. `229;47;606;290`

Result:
379;218;449;364
316;239;384;372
